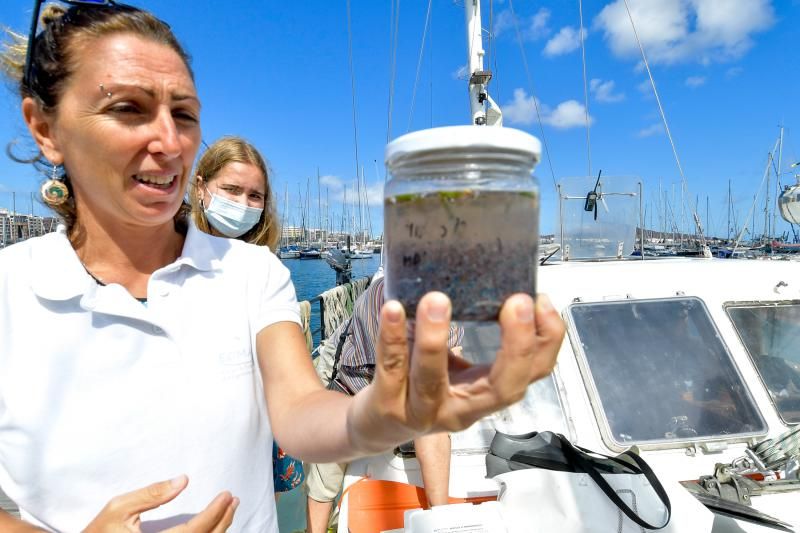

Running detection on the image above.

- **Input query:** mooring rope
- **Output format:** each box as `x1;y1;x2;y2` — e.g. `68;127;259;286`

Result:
298;300;313;352
317;277;372;340
321;285;352;338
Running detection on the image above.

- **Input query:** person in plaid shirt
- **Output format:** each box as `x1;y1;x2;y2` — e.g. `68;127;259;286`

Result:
305;275;463;532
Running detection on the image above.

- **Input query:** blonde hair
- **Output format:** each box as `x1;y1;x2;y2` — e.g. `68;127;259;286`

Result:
1;3;192;233
190;136;280;250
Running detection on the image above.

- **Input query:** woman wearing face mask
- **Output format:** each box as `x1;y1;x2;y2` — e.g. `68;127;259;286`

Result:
190;136;305;501
189;135;279;247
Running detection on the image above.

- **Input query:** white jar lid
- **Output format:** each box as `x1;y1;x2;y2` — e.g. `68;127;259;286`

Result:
385;125;541;167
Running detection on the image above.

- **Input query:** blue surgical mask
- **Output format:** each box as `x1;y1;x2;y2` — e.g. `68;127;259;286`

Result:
203;190;263;238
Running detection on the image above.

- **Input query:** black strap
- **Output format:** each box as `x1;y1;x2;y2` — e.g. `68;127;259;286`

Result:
327;318;353;388
557;434;671;530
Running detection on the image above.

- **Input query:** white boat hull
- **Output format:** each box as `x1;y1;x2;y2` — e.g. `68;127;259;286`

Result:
337;257;800;532
778;184;800;224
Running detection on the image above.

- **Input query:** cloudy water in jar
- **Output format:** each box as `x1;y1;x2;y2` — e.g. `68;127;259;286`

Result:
384;189;538;322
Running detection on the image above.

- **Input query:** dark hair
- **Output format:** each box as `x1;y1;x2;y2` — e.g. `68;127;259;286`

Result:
1;3;193;230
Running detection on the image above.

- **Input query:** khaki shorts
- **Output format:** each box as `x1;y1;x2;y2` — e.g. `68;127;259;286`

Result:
305;461;347;502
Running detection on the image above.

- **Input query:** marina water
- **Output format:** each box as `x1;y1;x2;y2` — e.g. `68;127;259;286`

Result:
284;252;382;345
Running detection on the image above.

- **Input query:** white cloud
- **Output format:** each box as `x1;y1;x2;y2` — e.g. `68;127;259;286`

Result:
594;0;775;65
503;88;592;129
503;89;539;125
528;8;552;40
685;75;706;87
543;26;585;57
493;10;515;37
493;7;551;40
363;181;384;207
546;100;593;129
637;123;664;137
452;65;469;80
590;78;625;103
317;175;383;208
725;66;744;78
319;174;343;190
637;79;658;100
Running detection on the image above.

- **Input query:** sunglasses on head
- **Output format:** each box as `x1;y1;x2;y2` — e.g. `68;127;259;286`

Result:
23;0;120;89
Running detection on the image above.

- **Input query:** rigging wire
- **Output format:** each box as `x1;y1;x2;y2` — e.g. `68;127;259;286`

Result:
490;1;501;107
621;0;704;241
407;0;434;132
771;155;782;186
465;0;476;85
345;0;362;188
429;6;434;128
507;0;558;192
386;0;401;147
733;146;777;250
488;0;494;75
578;0;592;177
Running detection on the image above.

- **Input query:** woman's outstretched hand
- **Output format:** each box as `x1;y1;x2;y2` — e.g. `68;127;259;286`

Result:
82;476;238;533
348;292;564;452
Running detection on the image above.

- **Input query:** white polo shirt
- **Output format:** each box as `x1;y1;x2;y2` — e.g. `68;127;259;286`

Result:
0;224;300;532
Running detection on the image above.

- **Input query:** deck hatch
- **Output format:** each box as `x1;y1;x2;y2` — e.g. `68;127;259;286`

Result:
567;297;766;447
725;301;800;425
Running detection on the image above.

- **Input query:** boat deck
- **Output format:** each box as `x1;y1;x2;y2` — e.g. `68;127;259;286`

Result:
1;487;18;518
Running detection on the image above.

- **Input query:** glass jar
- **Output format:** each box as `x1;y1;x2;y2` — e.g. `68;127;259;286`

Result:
384;125;541;322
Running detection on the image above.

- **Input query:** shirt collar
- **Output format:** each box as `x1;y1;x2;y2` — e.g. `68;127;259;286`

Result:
171;222;227;273
30;222;227;301
30;232;94;301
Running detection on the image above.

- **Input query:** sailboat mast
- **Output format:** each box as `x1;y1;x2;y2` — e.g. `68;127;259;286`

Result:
326;188;330;245
764;151;772;241
306;178;311;246
298;186;305;247
282;184;289;248
317;167;322;248
363;167;373;241
356;169;363;246
727;179;731;242
464;0;501;126
774;126;784;240
342;185;348;238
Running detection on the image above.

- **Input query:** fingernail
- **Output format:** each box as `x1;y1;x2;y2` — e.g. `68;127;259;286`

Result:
536;294;554;313
384;300;404;323
516;297;534;322
425;293;450;322
232;497;240;510
170;475;186;489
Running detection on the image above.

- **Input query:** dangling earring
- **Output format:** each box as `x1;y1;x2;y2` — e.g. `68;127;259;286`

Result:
41;163;69;206
196;177;208;208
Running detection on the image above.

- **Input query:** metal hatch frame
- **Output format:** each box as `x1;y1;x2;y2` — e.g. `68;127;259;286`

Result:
564;295;768;452
724;299;800;427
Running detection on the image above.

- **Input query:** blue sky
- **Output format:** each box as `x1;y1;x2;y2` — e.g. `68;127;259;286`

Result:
1;0;798;240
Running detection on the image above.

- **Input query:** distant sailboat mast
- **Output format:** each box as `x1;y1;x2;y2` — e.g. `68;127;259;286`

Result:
282;184;290;248
317;167;322;248
773;126;783;238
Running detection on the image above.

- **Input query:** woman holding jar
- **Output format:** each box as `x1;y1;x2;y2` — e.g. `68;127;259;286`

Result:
0;2;564;532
